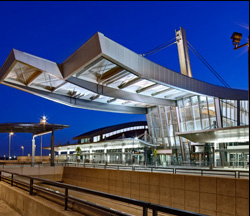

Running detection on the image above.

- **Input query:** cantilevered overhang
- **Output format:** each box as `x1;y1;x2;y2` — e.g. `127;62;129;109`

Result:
0;32;248;114
175;125;249;143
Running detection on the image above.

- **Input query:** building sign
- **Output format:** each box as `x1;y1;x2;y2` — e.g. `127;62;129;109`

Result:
156;149;172;155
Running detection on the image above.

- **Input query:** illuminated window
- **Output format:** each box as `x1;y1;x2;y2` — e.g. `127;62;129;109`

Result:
93;135;100;142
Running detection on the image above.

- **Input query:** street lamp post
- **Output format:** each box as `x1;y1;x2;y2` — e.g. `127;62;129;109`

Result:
41;136;42;162
231;32;249;168
40;115;47;163
231;32;249;98
9;132;14;160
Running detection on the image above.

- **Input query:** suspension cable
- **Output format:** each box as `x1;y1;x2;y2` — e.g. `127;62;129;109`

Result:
141;36;231;88
187;41;230;88
188;44;229;88
142;37;176;57
144;41;177;57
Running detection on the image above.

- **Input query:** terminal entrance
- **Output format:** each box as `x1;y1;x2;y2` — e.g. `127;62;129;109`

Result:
131;153;144;165
159;154;172;166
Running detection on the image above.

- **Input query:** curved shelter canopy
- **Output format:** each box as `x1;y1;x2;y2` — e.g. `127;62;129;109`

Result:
0;123;69;135
0;122;69;166
0;32;248;114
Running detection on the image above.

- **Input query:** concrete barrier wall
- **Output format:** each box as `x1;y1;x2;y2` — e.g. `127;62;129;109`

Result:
1;166;63;181
63;167;249;216
0;182;81;216
16;155;67;163
17;156;50;162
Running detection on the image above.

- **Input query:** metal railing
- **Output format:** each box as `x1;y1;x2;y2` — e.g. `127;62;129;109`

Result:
0;169;207;216
64;163;249;178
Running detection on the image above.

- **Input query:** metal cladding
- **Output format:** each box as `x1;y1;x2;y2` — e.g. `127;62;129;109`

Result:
0;32;248;114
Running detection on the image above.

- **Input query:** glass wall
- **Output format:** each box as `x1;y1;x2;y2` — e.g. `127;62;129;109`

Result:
191;96;202;130
147;105;181;164
150;107;161;145
207;97;216;128
146;95;248;167
240;100;249;125
220;99;237;127
177;95;217;132
81;138;90;143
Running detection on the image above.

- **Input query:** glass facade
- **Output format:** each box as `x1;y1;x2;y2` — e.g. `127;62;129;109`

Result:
177;96;217;132
220;99;237;127
147;95;249;167
58;141;147;165
240;100;249;125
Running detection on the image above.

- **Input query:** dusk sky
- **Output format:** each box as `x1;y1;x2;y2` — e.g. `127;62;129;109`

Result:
0;1;249;157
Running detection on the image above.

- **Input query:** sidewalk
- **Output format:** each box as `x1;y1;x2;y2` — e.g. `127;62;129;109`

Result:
67;162;250;172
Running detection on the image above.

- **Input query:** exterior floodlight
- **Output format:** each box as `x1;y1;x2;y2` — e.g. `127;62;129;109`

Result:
21;146;24;156
40;115;47;124
231;32;242;48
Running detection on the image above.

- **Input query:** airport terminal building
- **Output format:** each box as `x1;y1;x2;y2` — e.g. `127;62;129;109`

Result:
52;121;152;165
0;28;248;167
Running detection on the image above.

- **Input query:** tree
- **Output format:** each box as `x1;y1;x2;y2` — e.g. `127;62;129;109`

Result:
75;146;81;156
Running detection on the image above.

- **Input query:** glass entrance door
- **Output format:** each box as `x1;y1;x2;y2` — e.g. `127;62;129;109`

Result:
159;155;171;166
230;153;236;167
229;153;245;167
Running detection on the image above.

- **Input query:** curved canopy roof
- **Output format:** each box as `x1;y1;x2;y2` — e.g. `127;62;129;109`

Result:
74;121;147;140
0;32;247;114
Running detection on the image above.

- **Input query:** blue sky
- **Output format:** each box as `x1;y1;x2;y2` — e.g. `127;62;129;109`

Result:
0;1;249;157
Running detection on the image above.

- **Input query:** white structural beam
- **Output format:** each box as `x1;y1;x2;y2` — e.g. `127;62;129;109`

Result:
5;81;147;114
67;77;175;106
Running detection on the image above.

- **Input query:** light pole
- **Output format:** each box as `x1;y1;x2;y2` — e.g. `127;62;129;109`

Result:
231;32;249;168
40;115;47;162
231;32;249;97
9;132;14;160
40;136;42;162
21;146;24;156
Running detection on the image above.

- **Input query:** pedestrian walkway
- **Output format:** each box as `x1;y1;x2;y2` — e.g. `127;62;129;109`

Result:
0;200;21;216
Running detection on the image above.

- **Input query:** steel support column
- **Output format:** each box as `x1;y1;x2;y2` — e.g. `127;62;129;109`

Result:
50;130;55;166
237;100;240;126
122;148;125;164
164;106;172;148
214;98;222;128
146;108;156;145
40;136;43;163
158;105;166;149
32;136;35;166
